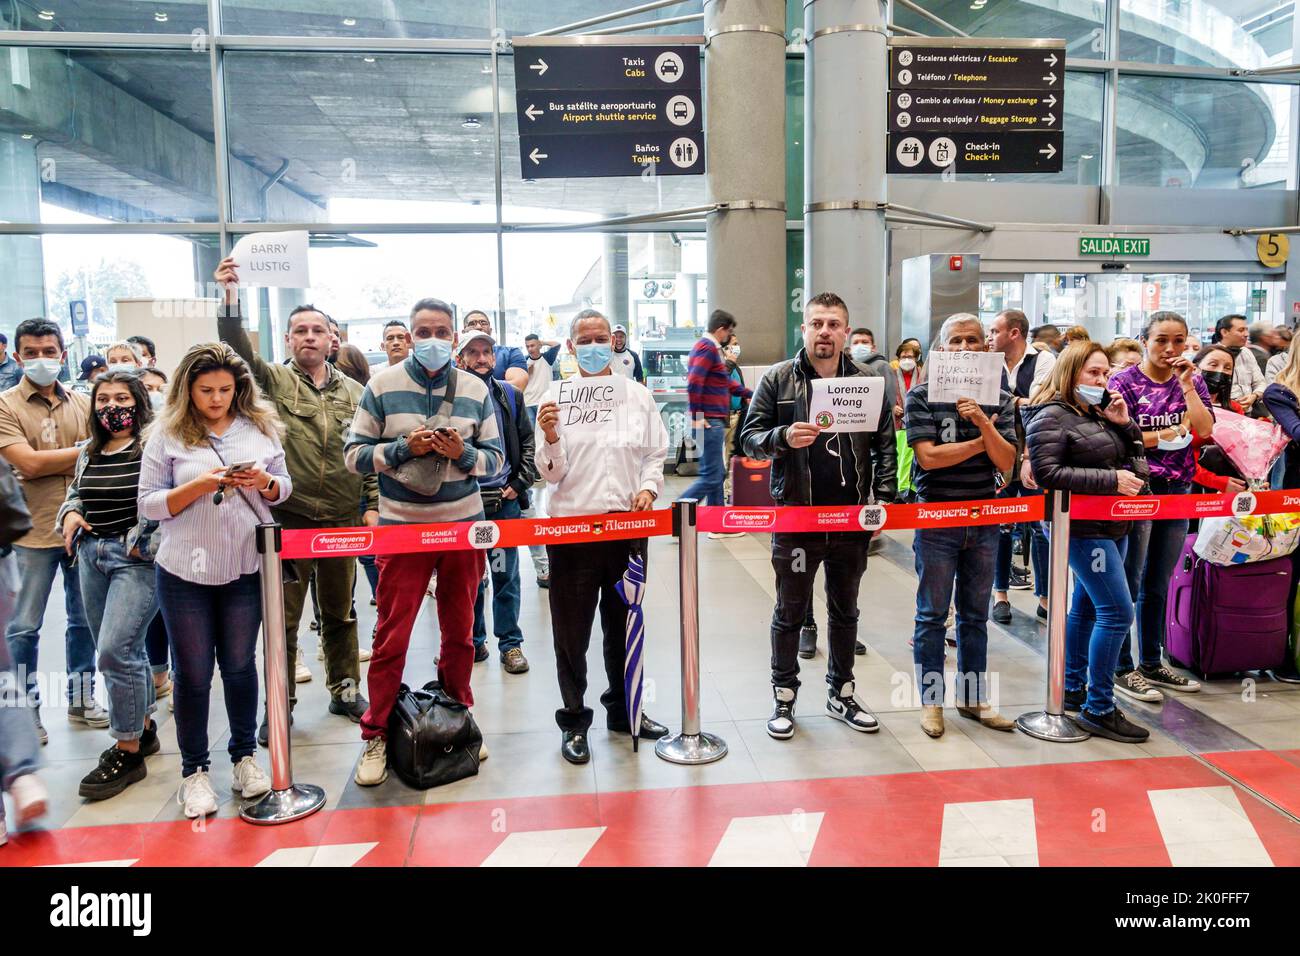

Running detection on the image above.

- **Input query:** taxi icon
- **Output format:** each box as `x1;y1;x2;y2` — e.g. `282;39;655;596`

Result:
661;58;680;77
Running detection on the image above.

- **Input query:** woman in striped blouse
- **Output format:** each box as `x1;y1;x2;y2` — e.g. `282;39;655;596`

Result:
58;370;161;802
138;344;292;819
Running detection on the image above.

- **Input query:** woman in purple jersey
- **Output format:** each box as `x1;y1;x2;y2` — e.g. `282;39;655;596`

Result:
1108;312;1213;702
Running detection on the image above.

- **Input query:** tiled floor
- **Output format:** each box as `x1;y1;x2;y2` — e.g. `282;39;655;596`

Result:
4;477;1300;865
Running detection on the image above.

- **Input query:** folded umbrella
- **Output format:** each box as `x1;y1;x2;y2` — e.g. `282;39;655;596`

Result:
614;546;647;752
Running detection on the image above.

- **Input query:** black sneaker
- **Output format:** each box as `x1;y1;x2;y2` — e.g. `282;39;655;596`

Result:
854;640;867;656
257;707;294;748
78;746;147;800
1138;663;1201;693
1269;664;1300;684
1008;566;1031;590
1063;688;1085;712
1036;604;1048;623
991;600;1012;625
473;643;490;663
798;625;817;660
767;686;797;739
1074;706;1149;743
329;694;368;722
826;682;879;733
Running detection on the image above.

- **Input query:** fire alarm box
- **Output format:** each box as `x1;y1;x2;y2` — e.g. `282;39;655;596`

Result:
949;256;963;271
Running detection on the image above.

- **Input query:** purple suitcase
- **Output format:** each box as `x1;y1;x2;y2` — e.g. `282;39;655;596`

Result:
1166;534;1292;678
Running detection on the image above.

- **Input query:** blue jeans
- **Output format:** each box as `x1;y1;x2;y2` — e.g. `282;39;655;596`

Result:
993;485;1047;598
145;612;169;675
4;545;95;707
1066;537;1134;715
78;536;158;741
156;567;262;777
1116;477;1189;672
682;416;727;506
912;523;999;707
0;552;41;825
474;497;524;652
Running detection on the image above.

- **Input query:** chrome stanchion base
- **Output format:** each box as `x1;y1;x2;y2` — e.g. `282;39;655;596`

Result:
655;731;728;765
1015;710;1091;743
240;783;327;825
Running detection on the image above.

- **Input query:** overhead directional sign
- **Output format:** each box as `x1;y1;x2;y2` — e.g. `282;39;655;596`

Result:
887;38;1065;175
889;90;1061;133
513;37;704;180
886;131;1063;174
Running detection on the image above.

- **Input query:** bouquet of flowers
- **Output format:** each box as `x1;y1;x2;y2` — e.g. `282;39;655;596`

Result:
1209;408;1290;483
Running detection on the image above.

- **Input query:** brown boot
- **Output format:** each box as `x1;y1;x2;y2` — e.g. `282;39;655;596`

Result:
957;702;1015;732
920;705;945;738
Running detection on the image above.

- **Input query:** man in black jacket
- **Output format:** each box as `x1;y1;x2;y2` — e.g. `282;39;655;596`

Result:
741;292;896;740
457;331;537;674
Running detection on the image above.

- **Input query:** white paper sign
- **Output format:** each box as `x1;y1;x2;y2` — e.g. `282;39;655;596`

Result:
808;377;885;433
230;230;310;288
548;375;630;445
928;350;1004;406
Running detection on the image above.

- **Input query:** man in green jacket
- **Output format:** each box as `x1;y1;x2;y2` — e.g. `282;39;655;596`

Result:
215;258;379;736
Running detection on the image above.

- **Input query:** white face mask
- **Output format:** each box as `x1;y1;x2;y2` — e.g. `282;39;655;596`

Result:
1156;428;1192;452
1181;351;1198;363
22;357;61;387
899;357;917;372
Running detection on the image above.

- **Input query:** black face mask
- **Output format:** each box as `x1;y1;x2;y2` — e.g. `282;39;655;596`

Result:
1201;370;1232;400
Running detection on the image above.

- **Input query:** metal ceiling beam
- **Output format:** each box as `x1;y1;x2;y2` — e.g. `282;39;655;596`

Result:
577;13;704;36
529;0;696;37
891;0;969;38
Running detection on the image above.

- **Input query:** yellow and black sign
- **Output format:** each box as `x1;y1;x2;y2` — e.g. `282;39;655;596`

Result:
1257;233;1290;269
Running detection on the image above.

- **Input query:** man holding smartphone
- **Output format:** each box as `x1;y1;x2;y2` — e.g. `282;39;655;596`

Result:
346;298;503;786
215;259;378;739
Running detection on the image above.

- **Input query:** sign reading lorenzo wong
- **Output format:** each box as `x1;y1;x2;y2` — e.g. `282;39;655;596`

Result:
887;131;1062;173
808;377;885;433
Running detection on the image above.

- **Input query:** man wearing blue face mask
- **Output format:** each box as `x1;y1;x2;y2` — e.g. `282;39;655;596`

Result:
345;298;504;786
535;308;669;765
0;318;100;743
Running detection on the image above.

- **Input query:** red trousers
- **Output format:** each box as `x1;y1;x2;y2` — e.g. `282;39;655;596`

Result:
361;548;485;740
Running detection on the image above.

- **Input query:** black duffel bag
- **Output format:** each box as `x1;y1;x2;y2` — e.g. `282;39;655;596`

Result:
386;680;483;790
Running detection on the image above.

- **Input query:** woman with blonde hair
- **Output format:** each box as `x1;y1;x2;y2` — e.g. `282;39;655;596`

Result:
137;342;292;818
1025;342;1149;740
104;340;145;371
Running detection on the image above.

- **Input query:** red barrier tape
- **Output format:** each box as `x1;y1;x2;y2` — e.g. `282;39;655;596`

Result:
280;509;673;560
1070;488;1300;522
697;497;1043;534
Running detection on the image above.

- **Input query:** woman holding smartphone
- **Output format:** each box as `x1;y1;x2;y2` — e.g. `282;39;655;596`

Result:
1108;312;1213;702
138;343;292;819
58;370;163;800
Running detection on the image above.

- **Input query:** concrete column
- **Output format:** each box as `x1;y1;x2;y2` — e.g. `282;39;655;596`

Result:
675;272;699;328
602;232;630;327
0;134;48;332
705;0;787;366
804;0;888;333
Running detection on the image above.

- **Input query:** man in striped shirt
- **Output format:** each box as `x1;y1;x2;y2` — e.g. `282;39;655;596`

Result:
683;310;751;511
345;297;504;787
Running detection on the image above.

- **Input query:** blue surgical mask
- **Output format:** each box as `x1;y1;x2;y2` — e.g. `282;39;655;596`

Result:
106;363;137;375
412;337;453;373
149;391;165;411
1074;384;1106;406
850;345;873;365
1157;429;1193;451
575;342;613;375
22;358;61;387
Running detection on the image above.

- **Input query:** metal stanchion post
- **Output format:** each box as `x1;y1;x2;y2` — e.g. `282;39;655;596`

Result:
241;523;328;824
656;499;728;764
1016;490;1091;742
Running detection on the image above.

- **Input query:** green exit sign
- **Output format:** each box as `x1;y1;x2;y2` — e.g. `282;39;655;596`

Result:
1079;236;1150;256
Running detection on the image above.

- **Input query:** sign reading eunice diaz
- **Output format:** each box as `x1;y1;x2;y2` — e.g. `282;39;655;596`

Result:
927;350;1004;406
808;377;885;432
230;230;310;288
548;374;630;443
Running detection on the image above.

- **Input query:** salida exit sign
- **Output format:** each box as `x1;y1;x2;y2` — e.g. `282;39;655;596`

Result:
1079;236;1150;256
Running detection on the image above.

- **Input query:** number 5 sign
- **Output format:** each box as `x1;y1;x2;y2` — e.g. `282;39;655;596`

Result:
1257;233;1290;269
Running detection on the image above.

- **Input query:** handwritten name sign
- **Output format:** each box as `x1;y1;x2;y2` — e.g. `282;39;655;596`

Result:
549;374;630;444
928;350;1004;406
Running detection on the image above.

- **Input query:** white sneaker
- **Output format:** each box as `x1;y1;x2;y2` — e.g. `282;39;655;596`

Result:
707;531;745;540
231;756;271;799
295;647;312;684
177;770;219;819
355;737;388;786
1114;669;1164;703
316;643;325;661
358;647;372;663
478;741;489;762
9;773;48;826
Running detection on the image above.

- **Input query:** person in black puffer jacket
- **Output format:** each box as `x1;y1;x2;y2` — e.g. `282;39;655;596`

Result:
1024;342;1151;744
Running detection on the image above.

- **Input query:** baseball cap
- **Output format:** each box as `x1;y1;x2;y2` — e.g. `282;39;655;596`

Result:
456;330;496;355
79;355;106;380
612;324;627;334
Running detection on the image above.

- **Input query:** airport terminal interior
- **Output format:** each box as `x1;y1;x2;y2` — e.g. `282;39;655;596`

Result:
3;0;1300;878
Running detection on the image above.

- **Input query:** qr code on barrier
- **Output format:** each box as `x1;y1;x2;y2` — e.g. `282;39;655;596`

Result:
1236;498;1252;514
474;525;496;546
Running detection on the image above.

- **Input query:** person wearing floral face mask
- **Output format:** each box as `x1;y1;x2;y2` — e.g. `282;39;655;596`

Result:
57;370;162;800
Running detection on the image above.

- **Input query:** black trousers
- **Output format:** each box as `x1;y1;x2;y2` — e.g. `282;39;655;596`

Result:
546;537;642;733
771;531;870;693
